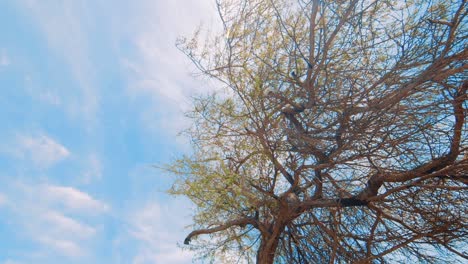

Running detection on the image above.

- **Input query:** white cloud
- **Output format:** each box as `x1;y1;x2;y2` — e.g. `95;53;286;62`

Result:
7;133;70;169
42;210;96;239
122;0;220;139
30;210;96;257
1;181;109;259
38;236;84;257
0;192;6;206
41;184;109;213
17;0;99;123
132;250;194;264
81;153;102;184
38;90;62;106
2;260;23;264
0;49;10;67
21;75;63;108
127;199;195;264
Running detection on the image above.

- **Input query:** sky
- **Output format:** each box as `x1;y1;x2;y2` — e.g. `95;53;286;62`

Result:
0;0;219;263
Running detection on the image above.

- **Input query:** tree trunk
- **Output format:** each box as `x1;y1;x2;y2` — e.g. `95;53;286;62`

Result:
256;223;286;264
256;236;280;264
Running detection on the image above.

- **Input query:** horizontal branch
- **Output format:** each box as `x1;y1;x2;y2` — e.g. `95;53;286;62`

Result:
297;197;369;214
427;18;454;27
184;217;257;245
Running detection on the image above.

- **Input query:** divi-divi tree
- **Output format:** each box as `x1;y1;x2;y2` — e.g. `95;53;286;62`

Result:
168;0;467;263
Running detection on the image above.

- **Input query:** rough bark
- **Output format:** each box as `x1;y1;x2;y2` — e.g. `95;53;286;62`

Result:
256;233;281;264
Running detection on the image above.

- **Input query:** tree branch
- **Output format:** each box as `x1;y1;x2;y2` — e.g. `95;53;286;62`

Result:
184;217;258;245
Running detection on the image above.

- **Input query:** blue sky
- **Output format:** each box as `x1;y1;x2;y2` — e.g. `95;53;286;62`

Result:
0;1;218;263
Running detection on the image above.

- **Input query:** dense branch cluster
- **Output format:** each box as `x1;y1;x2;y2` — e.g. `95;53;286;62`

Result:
168;0;467;263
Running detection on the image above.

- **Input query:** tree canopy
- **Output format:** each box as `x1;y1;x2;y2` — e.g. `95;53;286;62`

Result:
168;0;467;263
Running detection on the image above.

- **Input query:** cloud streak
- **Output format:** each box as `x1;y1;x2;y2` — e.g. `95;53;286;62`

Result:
127;199;194;264
0;48;10;67
7;133;70;169
1;182;109;259
41;184;109;214
0;192;6;206
38;236;85;257
42;210;97;239
81;153;102;184
17;0;99;123
122;0;219;139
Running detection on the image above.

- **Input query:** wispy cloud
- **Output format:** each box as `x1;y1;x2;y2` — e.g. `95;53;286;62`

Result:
38;236;84;257
81;153;102;184
41;184;109;214
0;48;10;67
2;260;24;264
0;192;6;206
122;0;219;139
6;133;70;169
1;182;109;259
42;210;97;239
34;210;96;257
19;74;64;109
17;0;99;123
127;199;194;264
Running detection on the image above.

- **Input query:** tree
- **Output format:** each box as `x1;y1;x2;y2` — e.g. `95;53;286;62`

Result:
168;0;468;263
